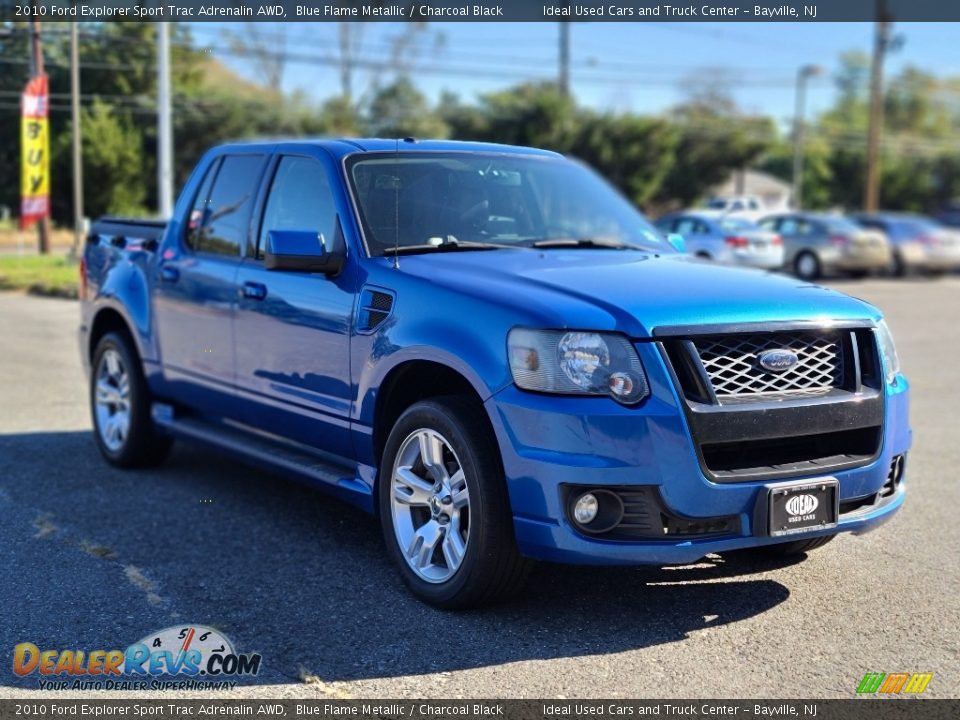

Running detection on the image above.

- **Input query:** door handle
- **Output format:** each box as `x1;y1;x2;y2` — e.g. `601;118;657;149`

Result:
242;281;267;301
159;266;179;283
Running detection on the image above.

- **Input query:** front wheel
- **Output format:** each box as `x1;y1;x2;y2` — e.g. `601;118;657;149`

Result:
90;332;172;468
379;396;531;609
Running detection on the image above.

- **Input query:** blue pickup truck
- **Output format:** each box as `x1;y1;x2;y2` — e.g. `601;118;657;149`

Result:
81;139;910;608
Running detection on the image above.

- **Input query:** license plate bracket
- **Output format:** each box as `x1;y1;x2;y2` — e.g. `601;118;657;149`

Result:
767;478;839;537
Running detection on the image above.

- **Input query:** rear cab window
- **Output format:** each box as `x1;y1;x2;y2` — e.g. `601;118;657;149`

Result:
185;154;267;258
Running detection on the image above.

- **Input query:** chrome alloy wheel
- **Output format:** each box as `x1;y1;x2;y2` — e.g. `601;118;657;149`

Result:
390;429;471;584
94;348;131;452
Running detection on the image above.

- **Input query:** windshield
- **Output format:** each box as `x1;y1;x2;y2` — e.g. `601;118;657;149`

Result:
891;217;942;235
347;152;669;256
821;217;864;234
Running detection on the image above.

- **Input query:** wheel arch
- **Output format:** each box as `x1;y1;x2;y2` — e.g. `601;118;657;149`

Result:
88;306;140;363
372;359;493;468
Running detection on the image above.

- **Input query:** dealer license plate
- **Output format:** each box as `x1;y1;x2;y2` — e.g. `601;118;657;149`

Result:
768;479;839;537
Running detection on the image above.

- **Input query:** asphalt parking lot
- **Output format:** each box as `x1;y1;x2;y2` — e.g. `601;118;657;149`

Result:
1;278;958;699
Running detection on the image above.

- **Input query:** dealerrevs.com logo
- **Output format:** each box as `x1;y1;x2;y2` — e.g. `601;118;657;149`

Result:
13;625;262;691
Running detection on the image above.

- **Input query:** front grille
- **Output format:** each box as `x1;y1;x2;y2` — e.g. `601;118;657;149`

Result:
694;331;844;399
659;324;884;482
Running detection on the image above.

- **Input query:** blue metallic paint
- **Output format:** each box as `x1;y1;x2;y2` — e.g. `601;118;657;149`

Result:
82;138;911;566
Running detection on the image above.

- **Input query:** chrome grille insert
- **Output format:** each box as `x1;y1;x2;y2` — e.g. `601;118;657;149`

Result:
694;331;844;399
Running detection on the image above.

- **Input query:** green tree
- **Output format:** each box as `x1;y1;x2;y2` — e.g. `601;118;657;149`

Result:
365;78;449;139
72;100;148;218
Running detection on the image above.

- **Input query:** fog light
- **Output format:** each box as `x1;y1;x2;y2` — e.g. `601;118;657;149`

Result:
573;493;599;524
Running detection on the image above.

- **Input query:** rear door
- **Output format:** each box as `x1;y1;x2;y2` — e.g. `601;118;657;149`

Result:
153;153;267;417
233;152;357;459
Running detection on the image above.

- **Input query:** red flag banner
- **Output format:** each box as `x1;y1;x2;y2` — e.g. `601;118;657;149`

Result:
20;74;50;231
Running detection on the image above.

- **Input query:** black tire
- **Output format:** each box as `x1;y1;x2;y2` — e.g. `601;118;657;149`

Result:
793;251;821;280
90;331;173;468
732;534;836;562
890;251;907;277
378;396;532;609
845;269;870;279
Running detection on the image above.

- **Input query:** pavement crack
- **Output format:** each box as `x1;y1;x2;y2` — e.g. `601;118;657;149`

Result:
32;513;59;539
297;666;355;699
123;565;165;607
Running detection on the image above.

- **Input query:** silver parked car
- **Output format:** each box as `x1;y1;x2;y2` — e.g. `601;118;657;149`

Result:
758;213;891;280
654;211;785;269
850;212;960;276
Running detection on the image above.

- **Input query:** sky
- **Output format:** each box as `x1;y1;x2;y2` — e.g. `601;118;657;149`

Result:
192;22;960;128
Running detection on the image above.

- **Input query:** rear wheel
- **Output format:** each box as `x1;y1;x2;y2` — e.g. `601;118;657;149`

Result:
794;251;821;280
379;396;531;609
90;332;172;468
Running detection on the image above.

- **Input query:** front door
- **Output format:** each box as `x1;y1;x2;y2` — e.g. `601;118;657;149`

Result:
233;153;357;460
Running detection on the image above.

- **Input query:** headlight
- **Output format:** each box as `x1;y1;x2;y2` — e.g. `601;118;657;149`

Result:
507;329;649;404
876;319;901;385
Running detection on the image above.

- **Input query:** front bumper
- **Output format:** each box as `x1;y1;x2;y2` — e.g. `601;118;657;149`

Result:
487;341;911;565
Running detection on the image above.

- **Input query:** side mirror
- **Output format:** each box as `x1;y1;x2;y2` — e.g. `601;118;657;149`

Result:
265;219;345;275
667;233;687;254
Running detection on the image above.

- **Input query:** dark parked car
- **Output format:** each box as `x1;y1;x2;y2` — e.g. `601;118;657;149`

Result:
851;212;960;275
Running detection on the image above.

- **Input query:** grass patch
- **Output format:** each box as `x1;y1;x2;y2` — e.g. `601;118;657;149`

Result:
0;254;79;299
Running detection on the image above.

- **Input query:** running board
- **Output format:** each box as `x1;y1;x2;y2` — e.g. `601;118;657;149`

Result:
151;403;372;510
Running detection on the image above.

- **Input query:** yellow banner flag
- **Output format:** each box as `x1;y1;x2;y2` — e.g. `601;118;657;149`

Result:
20;74;50;230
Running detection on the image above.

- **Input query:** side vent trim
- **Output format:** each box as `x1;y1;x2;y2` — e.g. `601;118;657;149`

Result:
357;287;395;334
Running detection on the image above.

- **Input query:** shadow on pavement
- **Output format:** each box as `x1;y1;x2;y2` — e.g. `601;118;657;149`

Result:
1;431;792;687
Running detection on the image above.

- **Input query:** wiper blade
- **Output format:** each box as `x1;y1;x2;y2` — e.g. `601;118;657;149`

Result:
530;237;653;251
389;239;522;256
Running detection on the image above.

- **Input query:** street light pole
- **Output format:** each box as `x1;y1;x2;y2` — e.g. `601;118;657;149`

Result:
157;23;174;218
792;64;821;211
864;0;893;212
559;19;570;97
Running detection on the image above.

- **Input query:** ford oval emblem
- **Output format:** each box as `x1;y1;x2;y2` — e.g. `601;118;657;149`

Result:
758;348;799;373
785;494;819;517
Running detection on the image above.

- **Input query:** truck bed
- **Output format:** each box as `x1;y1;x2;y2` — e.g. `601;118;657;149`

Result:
89;216;167;251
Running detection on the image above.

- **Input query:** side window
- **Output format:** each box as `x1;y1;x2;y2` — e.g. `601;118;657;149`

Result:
257;156;337;260
694;221;710;234
674;218;697;236
185;158;220;251
195;154;266;258
779;218;799;235
758;218;778;231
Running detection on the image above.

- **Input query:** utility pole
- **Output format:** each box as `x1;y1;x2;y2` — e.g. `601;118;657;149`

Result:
70;21;84;254
559;16;570;97
157;23;174;218
29;4;50;255
864;0;893;212
792;65;822;210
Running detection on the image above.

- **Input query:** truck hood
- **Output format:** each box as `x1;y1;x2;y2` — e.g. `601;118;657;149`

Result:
394;250;880;337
